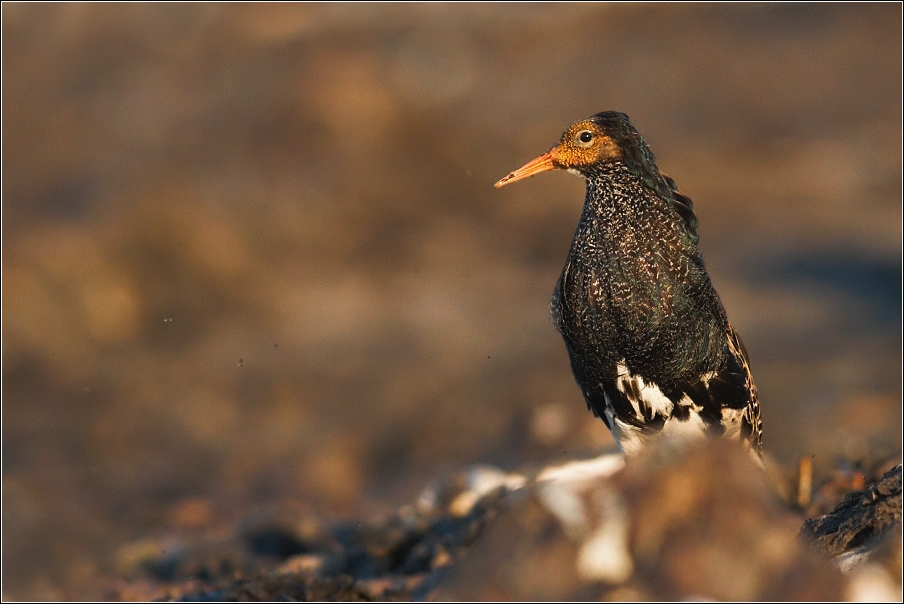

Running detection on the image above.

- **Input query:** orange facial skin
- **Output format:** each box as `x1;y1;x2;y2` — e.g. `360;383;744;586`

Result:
494;120;621;188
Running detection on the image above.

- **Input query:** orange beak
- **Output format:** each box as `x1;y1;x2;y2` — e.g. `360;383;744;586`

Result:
494;149;559;188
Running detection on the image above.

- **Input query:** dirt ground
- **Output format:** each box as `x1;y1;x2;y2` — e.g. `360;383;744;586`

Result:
2;4;901;600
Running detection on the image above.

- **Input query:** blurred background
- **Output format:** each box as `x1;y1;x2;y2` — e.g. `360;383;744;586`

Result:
2;3;900;599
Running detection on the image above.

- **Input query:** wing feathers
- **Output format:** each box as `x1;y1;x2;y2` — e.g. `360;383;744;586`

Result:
589;325;762;455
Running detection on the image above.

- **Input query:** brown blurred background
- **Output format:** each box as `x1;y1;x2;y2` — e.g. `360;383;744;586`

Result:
2;3;901;599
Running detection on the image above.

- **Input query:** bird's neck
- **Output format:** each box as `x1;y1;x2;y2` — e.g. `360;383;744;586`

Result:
576;165;697;268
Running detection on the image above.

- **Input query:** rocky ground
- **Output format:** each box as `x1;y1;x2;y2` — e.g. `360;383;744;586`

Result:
106;445;901;601
2;4;901;600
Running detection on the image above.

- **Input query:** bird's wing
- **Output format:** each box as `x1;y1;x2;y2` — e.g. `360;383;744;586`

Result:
660;172;699;245
679;324;763;453
596;325;762;455
727;325;763;453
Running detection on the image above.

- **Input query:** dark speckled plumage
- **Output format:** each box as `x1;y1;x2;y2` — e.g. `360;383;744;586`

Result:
497;112;762;457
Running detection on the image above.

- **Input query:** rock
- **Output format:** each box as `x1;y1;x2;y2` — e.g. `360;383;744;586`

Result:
437;442;846;601
800;464;902;572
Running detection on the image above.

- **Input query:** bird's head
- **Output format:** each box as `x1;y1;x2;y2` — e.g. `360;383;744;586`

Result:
495;111;657;188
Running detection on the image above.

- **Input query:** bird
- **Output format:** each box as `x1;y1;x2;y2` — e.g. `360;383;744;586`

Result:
495;111;762;458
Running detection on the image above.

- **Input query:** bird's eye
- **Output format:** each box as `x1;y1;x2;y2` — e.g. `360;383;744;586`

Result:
578;131;594;144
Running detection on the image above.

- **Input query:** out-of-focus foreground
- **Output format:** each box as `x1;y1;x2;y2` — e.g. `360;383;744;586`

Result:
2;4;901;600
